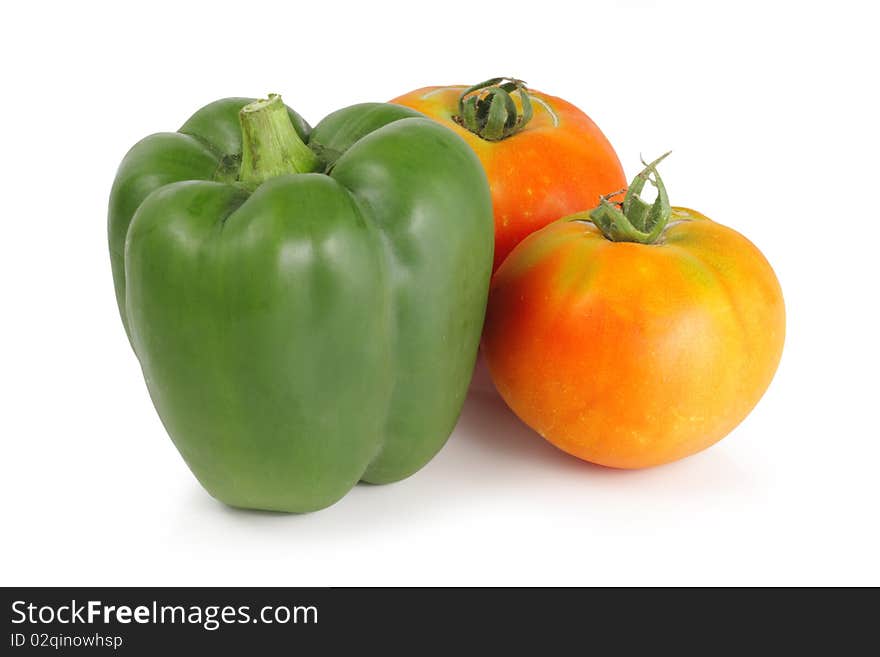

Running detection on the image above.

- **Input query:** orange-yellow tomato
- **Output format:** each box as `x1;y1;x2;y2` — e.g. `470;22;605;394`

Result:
391;82;625;271
482;207;785;468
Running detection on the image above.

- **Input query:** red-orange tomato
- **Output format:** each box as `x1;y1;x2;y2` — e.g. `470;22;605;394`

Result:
391;83;626;271
482;208;785;469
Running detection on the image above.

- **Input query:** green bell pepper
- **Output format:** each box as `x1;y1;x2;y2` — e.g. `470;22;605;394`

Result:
109;95;493;512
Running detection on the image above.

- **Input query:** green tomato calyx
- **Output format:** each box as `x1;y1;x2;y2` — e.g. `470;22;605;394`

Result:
588;152;673;244
454;77;533;142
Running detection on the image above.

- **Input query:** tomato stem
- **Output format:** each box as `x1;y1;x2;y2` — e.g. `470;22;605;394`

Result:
238;94;319;187
453;77;533;141
588;152;673;244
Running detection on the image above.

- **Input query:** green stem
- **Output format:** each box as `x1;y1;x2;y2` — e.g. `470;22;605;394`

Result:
587;152;673;244
454;77;533;141
238;94;319;187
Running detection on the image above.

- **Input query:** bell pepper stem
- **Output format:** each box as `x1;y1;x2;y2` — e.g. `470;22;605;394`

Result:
238;94;319;187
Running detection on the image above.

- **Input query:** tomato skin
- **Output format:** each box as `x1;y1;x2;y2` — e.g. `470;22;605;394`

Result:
482;208;785;468
390;86;626;271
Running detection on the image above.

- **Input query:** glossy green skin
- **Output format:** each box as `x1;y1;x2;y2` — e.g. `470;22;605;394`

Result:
109;99;493;512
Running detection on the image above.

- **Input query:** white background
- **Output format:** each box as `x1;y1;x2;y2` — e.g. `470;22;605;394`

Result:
2;0;878;586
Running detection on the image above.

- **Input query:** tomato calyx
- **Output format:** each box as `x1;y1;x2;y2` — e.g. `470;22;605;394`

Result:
585;152;672;244
453;77;534;141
